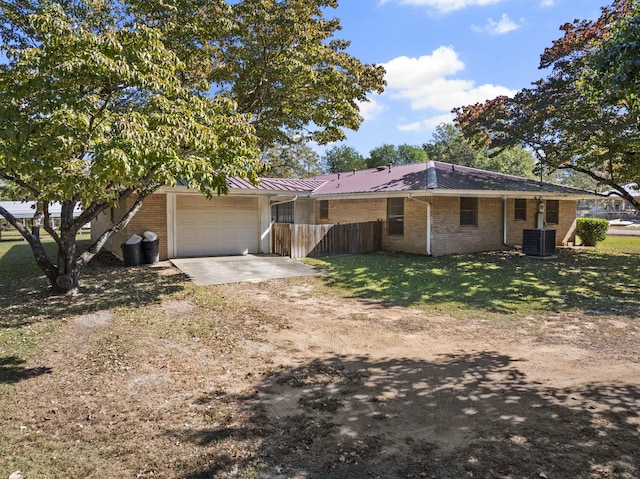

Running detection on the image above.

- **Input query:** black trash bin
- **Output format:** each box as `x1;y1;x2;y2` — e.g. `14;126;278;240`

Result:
121;241;143;266
142;238;160;264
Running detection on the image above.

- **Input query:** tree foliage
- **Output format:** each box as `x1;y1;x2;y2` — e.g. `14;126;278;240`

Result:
322;145;366;173
260;138;323;178
582;0;640;110
423;123;479;167
366;143;427;168
423;124;536;178
454;0;640;210
208;0;386;149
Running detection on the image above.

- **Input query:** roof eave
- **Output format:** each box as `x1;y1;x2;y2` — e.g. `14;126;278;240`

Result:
310;189;598;200
158;185;314;196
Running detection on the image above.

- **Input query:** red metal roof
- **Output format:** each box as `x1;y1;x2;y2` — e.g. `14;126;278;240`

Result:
309;161;591;196
206;161;593;197
227;177;325;192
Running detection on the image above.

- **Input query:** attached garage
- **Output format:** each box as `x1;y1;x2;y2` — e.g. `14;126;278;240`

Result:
91;178;323;261
174;195;260;257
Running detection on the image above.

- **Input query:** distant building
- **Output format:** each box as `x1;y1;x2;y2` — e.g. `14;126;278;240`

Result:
0;201;83;229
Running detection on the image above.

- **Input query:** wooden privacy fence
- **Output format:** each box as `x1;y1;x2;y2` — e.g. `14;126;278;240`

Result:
272;221;382;259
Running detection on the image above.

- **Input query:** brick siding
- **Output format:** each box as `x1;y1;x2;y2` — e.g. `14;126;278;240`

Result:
315;196;577;256
91;194;168;260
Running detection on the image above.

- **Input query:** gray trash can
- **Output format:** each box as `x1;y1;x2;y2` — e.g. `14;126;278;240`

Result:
121;242;143;266
142;238;160;264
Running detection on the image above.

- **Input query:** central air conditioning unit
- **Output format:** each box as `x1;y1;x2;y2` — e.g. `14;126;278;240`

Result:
523;229;556;257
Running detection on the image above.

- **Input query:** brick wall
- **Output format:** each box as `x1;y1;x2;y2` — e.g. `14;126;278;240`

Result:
430;196;504;255
314;197;428;255
504;198;577;246
314;196;578;256
91;193;168;260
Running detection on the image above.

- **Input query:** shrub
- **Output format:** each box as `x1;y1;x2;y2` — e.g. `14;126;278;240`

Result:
576;218;609;246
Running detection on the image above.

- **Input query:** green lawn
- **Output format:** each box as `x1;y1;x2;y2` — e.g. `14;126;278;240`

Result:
307;236;640;318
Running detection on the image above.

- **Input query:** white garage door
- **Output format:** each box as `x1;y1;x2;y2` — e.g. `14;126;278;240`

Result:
175;195;259;257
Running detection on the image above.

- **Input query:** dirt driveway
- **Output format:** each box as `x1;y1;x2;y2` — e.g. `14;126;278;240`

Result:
4;272;640;479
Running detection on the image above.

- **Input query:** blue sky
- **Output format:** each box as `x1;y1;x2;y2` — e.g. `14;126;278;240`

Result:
325;0;607;157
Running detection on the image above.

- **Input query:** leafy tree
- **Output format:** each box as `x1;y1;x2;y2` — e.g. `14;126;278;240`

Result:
423;124;536;177
0;1;260;294
322;145;366;173
367;144;398;168
0;0;385;295
0;179;20;201
208;0;386;149
454;0;640;211
396;144;428;165
584;0;640;111
261;138;323;178
481;148;536;179
423;124;479;167
366;143;427;168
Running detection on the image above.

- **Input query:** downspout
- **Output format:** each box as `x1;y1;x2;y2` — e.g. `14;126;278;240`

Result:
408;194;432;256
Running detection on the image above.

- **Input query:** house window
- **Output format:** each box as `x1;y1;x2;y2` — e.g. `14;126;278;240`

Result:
271;202;294;223
319;200;329;220
460;197;478;226
546;200;559;225
387;198;404;235
514;199;527;221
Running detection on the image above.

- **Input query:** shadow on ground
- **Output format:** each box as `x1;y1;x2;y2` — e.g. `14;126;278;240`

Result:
0;244;187;328
0;356;52;384
317;249;640;316
177;352;640;479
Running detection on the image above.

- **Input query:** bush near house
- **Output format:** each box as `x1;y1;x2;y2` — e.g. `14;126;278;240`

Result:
576;218;609;246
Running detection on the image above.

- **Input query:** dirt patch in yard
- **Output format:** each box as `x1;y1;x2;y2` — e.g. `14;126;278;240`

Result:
1;274;639;479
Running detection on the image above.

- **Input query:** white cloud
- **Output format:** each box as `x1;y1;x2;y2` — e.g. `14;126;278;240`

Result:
471;13;521;35
381;47;517;132
383;47;516;112
398;113;454;132
357;98;386;121
378;0;505;14
383;46;464;89
539;0;555;6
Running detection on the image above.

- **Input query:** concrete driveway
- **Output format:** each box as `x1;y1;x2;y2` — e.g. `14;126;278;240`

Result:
170;255;327;286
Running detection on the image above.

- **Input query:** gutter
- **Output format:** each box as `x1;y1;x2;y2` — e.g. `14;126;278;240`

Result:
408;194;432;256
270;196;298;207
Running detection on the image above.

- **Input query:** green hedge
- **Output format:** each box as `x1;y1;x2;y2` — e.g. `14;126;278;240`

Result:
576;218;609;246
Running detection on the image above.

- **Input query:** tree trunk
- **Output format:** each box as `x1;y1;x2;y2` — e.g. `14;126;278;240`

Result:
51;203;81;295
51;234;80;295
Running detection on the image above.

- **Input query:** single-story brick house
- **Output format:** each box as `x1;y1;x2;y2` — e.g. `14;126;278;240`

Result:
92;161;596;260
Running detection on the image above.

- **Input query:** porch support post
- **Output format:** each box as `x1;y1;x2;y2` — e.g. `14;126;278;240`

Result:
408;194;432;256
258;196;272;254
426;200;432;255
502;196;507;246
166;193;177;258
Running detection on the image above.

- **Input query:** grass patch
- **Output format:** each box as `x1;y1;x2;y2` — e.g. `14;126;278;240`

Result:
0;238;187;361
306;239;640;318
599;234;640;253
